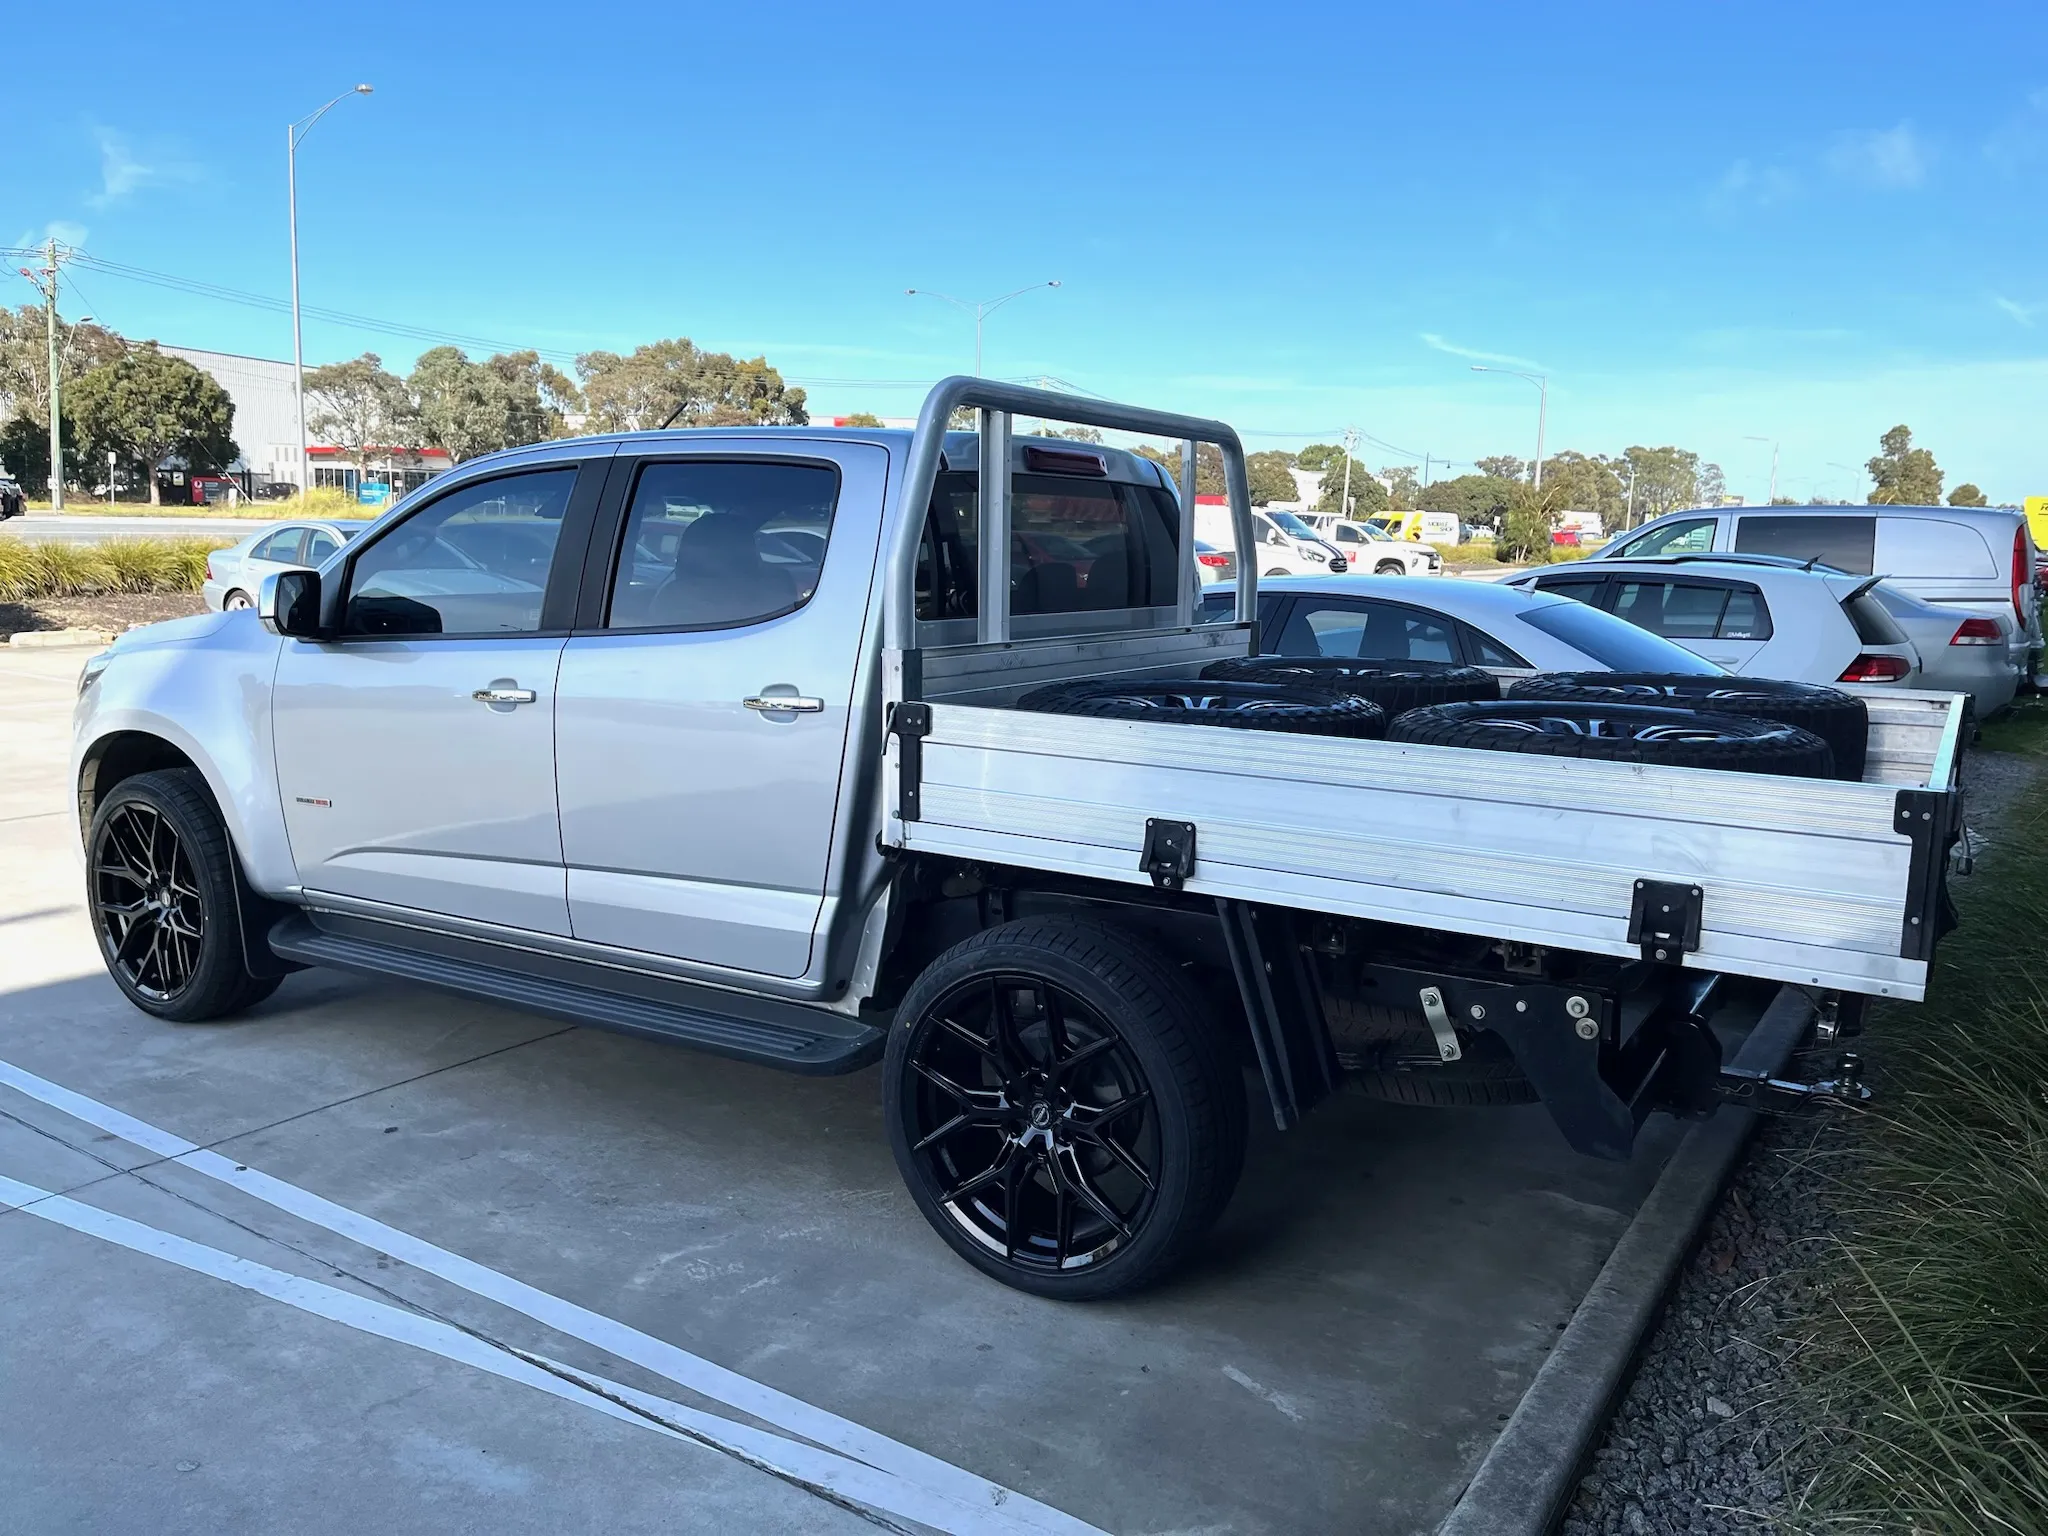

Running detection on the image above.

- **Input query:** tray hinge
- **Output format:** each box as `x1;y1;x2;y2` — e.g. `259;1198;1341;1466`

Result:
890;702;931;822
1894;787;1959;961
1627;878;1703;964
1140;818;1197;891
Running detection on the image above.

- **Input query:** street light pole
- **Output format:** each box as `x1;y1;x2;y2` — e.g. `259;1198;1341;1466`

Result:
1745;435;1780;503
905;282;1062;376
1468;365;1548;491
290;84;373;498
16;241;70;509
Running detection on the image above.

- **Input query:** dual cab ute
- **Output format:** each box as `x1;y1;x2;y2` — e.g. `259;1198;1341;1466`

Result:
72;380;1966;1298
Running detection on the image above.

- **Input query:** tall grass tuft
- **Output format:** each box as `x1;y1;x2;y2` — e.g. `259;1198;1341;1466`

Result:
0;537;230;601
1798;752;2048;1533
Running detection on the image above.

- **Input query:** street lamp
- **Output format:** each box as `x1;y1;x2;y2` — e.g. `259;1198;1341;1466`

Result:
905;281;1061;376
1827;462;1863;505
289;84;373;497
1468;366;1548;491
1745;435;1780;504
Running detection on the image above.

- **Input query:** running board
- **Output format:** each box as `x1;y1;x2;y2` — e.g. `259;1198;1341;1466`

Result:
267;913;886;1076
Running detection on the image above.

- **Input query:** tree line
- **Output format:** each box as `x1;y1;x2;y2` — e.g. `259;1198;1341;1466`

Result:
0;305;809;503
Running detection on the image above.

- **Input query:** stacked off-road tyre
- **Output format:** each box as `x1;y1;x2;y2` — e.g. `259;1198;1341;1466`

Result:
1015;677;1387;738
1198;654;1501;712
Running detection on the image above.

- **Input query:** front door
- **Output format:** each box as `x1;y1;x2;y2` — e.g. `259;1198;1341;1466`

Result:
272;463;594;935
553;445;887;979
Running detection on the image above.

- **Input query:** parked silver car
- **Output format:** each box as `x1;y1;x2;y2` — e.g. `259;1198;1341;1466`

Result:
1597;503;2040;681
1504;558;1923;690
202;520;372;611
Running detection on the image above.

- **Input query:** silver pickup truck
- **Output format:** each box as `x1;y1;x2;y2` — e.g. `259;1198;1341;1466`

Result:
71;379;1966;1299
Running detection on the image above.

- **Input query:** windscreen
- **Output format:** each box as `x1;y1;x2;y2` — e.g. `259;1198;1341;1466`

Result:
1518;599;1723;673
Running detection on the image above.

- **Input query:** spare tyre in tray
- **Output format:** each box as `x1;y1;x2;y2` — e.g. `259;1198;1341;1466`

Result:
1200;654;1500;711
1387;700;1834;778
1016;678;1386;738
1506;673;1868;781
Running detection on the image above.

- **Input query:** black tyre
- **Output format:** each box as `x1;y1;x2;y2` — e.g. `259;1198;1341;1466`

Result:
1387;700;1835;778
1507;673;1869;782
1373;560;1406;576
1201;654;1501;711
1017;677;1386;738
884;917;1248;1299
223;589;254;611
88;769;279;1021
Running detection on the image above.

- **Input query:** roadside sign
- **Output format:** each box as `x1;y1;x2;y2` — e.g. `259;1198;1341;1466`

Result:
358;481;391;506
2026;496;2048;546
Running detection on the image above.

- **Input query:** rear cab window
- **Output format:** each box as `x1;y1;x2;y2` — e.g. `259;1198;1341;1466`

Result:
1733;514;1875;574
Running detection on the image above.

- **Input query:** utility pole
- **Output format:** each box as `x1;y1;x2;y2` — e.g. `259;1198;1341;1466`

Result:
290;85;375;498
17;240;70;510
1340;426;1358;516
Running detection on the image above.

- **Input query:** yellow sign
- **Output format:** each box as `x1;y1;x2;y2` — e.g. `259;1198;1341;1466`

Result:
2028;496;2048;546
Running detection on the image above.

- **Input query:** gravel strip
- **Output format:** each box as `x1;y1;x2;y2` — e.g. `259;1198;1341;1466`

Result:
1559;744;2047;1536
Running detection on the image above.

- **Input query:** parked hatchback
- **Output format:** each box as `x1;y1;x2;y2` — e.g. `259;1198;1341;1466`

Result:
1504;559;1922;690
1598;504;2039;680
202;521;373;611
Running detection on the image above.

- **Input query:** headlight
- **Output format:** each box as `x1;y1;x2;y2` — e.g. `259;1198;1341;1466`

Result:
78;651;112;697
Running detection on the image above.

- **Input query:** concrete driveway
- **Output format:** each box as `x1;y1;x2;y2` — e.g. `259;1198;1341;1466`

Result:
0;646;1697;1534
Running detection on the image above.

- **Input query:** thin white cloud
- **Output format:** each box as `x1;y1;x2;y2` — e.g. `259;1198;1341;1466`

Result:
1712;158;1801;207
85;127;196;208
1824;122;1933;189
1992;295;2039;327
1420;333;1546;372
10;220;89;251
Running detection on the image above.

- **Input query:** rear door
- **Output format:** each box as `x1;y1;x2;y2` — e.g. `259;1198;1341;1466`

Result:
552;443;887;979
1605;575;1773;672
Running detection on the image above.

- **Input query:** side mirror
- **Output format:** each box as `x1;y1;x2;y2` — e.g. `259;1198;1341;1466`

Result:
260;568;324;638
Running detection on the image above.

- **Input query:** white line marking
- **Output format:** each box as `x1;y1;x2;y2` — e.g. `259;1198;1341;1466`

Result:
0;1172;1044;1534
1221;1365;1305;1423
0;1059;1101;1535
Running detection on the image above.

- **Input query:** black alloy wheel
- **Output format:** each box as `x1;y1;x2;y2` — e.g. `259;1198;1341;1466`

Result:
92;799;205;1003
901;972;1160;1275
885;918;1247;1299
87;768;281;1020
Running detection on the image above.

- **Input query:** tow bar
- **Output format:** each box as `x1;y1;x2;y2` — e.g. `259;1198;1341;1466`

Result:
1716;1052;1872;1110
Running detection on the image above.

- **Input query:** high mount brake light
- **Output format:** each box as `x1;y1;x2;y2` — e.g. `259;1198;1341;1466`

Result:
1838;654;1911;682
1022;445;1107;477
1951;617;2003;645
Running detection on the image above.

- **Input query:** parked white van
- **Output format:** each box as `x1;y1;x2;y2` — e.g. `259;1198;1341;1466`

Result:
1598;504;2041;678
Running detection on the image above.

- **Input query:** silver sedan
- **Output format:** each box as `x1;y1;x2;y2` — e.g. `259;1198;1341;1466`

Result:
201;520;372;611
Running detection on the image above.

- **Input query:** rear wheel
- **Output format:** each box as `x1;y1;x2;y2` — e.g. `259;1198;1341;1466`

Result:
223;589;253;611
885;918;1247;1299
1263;567;1289;578
88;769;279;1021
1387;699;1836;778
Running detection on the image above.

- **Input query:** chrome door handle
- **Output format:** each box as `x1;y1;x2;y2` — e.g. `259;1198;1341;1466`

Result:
745;695;824;714
473;686;537;705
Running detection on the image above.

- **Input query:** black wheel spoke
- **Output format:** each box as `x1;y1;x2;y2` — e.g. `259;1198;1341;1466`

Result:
1055;1146;1132;1241
1001;1151;1030;1261
1054;1031;1116;1080
1073;1123;1156;1192
1042;987;1071;1060
1069;1089;1151;1132
912;1059;1005;1113
943;1141;1017;1206
935;1013;1002;1064
113;908;157;967
988;979;1028;1075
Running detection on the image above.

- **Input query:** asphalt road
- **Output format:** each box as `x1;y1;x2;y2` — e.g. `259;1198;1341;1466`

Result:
1;513;280;542
2;646;1714;1534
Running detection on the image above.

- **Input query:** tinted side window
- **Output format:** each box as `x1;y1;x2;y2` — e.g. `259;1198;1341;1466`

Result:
606;460;837;631
1529;574;1609;605
1611;518;1715;558
1719;586;1772;640
1874;517;1997;578
916;471;1181;620
1733;515;1875;574
1615;580;1724;639
1278;598;1458;662
1460;622;1530;668
303;529;341;562
252;529;305;562
344;469;574;637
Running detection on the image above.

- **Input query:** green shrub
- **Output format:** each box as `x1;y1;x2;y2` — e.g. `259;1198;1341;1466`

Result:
0;537;230;601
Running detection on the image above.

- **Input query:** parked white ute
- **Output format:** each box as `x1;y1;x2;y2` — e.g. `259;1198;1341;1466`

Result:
71;379;1966;1301
1195;501;1345;576
1504;558;1923;689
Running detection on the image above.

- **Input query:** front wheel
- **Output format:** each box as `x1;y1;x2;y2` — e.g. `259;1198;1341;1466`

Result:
884;917;1247;1299
1374;560;1406;576
223;589;254;611
88;769;279;1021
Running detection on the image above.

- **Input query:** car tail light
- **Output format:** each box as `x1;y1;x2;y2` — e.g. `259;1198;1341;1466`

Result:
1196;552;1230;568
1951;617;2003;646
2013;526;2030;622
1838;654;1911;682
205;554;219;579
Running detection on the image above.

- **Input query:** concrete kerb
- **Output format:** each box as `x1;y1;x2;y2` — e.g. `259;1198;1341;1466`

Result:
7;629;113;649
1435;984;1816;1536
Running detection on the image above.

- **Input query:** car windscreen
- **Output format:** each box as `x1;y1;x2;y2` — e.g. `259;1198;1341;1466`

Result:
1517;599;1723;673
1267;511;1320;539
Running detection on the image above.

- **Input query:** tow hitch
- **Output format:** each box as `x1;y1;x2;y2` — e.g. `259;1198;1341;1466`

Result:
1716;1052;1872;1111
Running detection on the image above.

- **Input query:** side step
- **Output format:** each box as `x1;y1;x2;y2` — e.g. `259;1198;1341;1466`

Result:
268;912;886;1076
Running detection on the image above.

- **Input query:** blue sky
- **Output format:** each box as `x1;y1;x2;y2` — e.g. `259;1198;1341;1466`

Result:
6;0;2046;501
